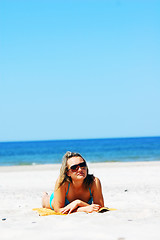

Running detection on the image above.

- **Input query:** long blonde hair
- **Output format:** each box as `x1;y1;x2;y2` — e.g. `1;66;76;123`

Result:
57;151;94;189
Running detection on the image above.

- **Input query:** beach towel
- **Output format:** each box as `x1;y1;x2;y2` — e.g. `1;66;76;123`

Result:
32;207;117;216
33;208;66;216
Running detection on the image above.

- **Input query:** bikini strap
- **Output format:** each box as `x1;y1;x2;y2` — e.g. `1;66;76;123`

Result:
66;183;70;196
89;187;92;197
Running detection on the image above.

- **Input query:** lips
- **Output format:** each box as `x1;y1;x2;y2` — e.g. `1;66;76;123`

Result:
77;172;85;176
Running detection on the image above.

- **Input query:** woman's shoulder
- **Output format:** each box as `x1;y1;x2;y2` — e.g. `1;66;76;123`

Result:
93;176;101;184
91;177;102;190
54;177;69;192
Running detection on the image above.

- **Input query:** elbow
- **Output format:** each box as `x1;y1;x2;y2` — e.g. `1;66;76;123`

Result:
53;205;61;213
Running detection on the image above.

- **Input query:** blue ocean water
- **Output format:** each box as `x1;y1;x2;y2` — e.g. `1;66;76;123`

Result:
0;137;160;166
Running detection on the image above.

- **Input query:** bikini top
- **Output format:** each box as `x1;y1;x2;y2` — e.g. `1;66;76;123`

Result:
65;183;93;206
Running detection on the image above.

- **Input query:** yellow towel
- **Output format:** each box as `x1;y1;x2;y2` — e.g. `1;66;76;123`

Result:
33;208;67;216
33;207;117;216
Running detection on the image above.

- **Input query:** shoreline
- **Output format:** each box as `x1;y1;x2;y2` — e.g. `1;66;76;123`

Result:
1;161;160;240
0;160;160;172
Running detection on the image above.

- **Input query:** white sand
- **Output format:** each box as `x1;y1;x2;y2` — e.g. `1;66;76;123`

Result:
0;161;160;240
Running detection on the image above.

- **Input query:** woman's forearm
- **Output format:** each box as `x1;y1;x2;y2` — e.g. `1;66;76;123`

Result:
55;200;89;214
76;204;101;213
76;206;89;213
76;200;89;207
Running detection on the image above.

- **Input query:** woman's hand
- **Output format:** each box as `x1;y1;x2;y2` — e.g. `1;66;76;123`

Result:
60;200;80;214
77;204;101;213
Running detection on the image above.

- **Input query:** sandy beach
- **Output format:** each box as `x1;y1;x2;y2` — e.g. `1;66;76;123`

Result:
0;161;160;240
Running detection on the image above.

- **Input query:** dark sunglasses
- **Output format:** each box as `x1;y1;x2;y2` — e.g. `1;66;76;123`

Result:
68;161;87;172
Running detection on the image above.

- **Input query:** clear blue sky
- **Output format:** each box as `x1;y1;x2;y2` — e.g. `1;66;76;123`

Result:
0;0;160;142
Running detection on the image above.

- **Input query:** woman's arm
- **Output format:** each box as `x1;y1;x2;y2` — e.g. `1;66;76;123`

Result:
54;177;104;214
53;181;66;212
92;177;104;207
60;199;89;214
76;204;101;213
71;177;104;214
53;181;89;213
76;177;104;213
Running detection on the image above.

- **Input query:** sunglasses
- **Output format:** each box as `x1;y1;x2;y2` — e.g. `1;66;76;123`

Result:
68;161;87;172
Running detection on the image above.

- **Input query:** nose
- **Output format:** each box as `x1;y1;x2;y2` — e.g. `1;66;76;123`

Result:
77;166;81;171
77;165;84;171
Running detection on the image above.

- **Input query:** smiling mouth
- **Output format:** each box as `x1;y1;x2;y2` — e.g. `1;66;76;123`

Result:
77;172;85;176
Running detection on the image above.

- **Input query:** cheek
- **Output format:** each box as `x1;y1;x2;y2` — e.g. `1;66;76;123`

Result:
82;168;88;177
67;171;72;177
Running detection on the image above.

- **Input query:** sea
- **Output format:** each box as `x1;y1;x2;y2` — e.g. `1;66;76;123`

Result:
0;137;160;166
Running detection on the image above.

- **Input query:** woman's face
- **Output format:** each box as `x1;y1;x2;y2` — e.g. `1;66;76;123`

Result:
67;156;87;181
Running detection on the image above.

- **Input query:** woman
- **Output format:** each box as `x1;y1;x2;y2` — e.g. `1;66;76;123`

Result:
42;151;104;214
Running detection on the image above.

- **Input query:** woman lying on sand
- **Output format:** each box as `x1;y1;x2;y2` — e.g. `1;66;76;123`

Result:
42;151;104;214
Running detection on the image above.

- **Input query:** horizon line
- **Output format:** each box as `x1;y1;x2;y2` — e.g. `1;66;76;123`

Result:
0;135;160;143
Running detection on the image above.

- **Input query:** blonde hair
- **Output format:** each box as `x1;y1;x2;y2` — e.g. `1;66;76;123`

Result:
57;151;94;189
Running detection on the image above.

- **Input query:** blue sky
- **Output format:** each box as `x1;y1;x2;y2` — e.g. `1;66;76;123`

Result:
0;0;160;142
